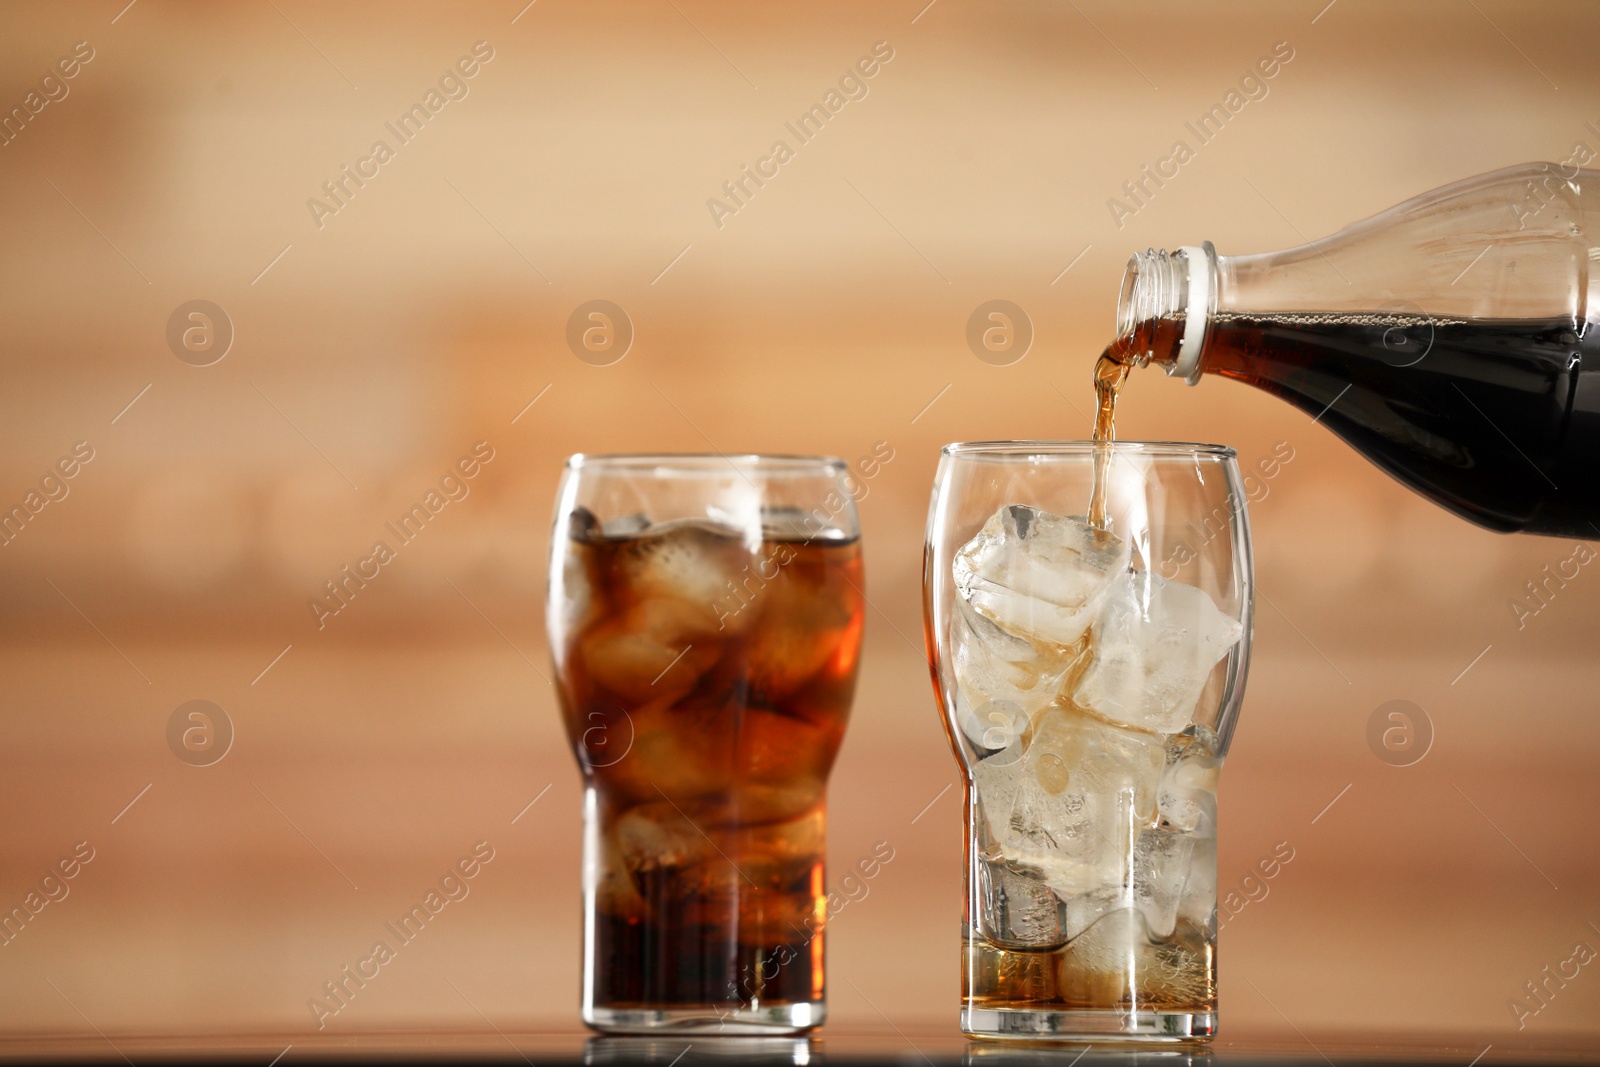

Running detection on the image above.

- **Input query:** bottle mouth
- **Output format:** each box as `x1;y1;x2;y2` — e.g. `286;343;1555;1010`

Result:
1114;245;1212;385
1117;249;1185;350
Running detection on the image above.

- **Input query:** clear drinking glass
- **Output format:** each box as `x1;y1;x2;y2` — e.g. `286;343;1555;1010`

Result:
923;441;1253;1042
547;454;865;1034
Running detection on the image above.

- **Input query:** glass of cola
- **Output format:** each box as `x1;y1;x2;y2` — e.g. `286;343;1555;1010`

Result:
548;454;865;1034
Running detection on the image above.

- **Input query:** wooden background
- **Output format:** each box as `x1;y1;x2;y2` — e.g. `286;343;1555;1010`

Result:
0;0;1596;1047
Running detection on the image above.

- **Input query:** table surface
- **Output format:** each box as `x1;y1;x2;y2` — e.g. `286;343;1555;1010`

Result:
0;1027;1592;1066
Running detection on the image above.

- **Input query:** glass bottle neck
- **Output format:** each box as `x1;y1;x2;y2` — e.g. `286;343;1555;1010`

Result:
1115;244;1216;385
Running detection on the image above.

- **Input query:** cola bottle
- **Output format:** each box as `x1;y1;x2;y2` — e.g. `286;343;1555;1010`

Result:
1110;162;1600;536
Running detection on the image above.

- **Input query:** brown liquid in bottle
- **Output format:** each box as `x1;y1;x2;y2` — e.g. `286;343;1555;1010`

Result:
1090;309;1600;535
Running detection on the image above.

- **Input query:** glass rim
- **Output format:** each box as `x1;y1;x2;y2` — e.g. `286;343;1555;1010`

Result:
566;452;847;474
940;439;1237;460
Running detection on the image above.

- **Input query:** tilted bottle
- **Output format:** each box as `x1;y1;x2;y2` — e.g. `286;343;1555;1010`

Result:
1115;162;1600;536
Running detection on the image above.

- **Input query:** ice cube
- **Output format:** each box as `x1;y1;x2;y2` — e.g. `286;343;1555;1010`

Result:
619;804;827;942
1053;728;1219;937
954;505;1131;648
567;505;602;543
972;750;1022;847
600;512;651;538
727;808;827;940
958;696;1032;759
577;600;725;705
1145;936;1216;1009
975;856;1068;950
598;700;836;820
1055;907;1151;1007
615;800;718;874
591;697;733;805
577;520;754;703
1063;827;1196;939
594;852;645;920
742;560;860;705
974;705;1164;899
1057;908;1214;1010
950;599;1079;748
614;801;746;908
618;519;751;616
1073;569;1242;735
726;708;837;824
559;539;600;637
1178;833;1217;930
729;805;824;865
1158;725;1221;833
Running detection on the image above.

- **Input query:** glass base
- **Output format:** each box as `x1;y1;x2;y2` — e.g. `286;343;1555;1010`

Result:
962;1006;1216;1042
585;1001;823;1036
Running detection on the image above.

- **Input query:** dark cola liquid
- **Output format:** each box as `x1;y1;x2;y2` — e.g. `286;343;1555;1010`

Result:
1198;313;1600;535
554;517;863;1014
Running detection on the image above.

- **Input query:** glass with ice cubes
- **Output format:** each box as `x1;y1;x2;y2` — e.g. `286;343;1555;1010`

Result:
923;442;1252;1042
548;454;865;1034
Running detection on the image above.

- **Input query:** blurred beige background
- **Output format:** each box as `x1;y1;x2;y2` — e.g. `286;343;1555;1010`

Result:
1;0;1598;1051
